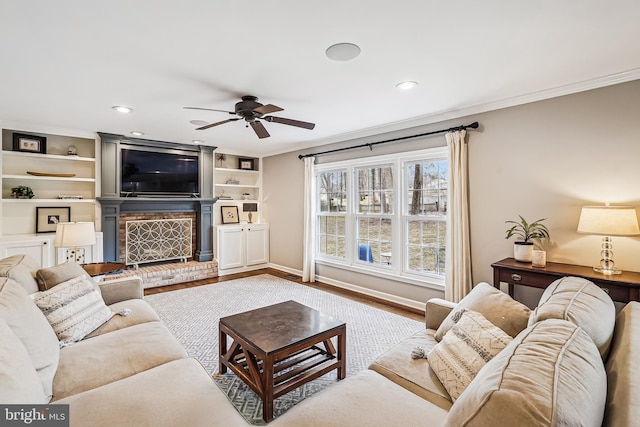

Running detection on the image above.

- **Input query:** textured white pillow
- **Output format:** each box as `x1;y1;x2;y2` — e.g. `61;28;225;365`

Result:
428;309;513;401
33;275;113;346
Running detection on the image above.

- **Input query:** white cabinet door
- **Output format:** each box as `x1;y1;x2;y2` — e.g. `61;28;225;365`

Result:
217;226;244;270
245;224;269;266
0;238;53;267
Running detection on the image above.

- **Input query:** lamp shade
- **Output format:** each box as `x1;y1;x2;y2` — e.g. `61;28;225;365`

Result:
577;206;640;236
54;222;97;247
243;203;258;213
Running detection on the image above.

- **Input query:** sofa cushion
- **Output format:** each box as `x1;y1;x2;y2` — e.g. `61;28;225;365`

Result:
270;369;449;427
55;358;247;427
0;277;59;401
428;310;512;401
435;282;530;342
0;317;48;404
528;276;616;359
52;321;188;400
36;262;97;292
33;275;113;345
603;301;640;427
85;299;161;339
0;254;40;294
369;329;453;409
443;319;607;427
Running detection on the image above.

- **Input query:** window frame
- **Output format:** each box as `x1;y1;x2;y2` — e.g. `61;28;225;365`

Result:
314;146;447;289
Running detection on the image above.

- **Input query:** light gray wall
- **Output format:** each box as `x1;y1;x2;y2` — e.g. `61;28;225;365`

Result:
263;79;640;307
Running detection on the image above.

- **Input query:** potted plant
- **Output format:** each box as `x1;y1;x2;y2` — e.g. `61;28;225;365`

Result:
505;215;550;262
11;185;34;199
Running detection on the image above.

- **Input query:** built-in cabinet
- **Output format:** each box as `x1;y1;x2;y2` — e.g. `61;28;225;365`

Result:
215;224;269;274
0;233;104;268
214;153;262;225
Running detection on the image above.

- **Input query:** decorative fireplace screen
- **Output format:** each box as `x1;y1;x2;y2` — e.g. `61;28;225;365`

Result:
125;218;192;267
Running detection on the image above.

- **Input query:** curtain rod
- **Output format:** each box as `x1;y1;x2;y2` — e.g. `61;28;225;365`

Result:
298;121;479;160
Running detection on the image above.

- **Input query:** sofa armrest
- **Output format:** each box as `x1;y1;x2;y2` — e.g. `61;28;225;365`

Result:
98;276;144;305
425;298;456;330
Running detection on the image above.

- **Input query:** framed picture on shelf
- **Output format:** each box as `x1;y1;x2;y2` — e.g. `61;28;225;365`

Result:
238;158;255;170
36;207;70;233
220;205;240;224
13;133;47;154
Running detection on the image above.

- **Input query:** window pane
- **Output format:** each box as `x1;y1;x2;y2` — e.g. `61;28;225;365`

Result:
356;165;393;214
357;216;392;265
318;170;347;213
406;160;447;216
317;214;346;259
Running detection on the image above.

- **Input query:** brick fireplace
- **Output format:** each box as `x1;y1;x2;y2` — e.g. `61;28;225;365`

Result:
98;198;215;263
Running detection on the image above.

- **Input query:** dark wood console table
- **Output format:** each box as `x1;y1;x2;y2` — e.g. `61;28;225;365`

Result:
492;257;640;303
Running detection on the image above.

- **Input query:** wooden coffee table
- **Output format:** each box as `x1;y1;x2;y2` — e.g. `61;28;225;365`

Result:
218;300;346;422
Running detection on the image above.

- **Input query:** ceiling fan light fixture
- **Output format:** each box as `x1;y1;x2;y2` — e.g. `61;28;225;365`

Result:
396;81;418;90
326;43;361;61
112;105;133;114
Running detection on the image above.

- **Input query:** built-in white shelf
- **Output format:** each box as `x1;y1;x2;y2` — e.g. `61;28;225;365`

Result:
2;174;95;182
2;151;95;162
2;198;95;203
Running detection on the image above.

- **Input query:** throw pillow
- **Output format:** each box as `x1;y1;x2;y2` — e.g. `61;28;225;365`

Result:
435;282;530;342
36;262;98;292
0;277;59;402
33;275;113;346
0;317;48;403
428;309;513;401
529;276;615;359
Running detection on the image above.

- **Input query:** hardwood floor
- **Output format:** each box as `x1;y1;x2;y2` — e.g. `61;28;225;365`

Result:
144;268;425;322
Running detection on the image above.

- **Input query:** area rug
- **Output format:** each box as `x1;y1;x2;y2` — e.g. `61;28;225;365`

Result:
144;274;423;425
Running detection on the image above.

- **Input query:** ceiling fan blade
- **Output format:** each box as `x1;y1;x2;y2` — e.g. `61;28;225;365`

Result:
183;106;235;114
253;104;284;115
196;118;240;130
264;116;315;130
250;120;270;139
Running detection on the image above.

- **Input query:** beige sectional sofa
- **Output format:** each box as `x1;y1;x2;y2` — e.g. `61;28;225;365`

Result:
0;254;247;427
2;252;639;426
272;279;640;427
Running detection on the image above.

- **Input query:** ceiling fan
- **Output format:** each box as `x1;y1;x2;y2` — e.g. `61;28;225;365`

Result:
184;95;315;139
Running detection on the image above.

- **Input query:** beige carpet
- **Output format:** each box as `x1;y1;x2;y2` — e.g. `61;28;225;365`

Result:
145;274;423;425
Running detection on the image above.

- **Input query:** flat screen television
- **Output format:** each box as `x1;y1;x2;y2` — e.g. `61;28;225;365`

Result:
121;146;199;196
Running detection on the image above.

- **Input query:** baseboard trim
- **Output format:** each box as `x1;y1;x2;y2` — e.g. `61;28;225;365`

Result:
268;263;425;313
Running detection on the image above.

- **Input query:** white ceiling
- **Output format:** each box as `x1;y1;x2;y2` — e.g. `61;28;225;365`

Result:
1;1;639;157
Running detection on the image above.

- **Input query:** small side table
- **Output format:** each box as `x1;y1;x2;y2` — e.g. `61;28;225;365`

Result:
82;262;125;281
492;257;640;303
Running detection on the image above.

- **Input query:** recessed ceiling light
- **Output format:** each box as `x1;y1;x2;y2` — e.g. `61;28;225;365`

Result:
112;105;133;113
130;131;145;136
396;81;418;90
326;43;361;61
189;120;208;126
192;140;204;144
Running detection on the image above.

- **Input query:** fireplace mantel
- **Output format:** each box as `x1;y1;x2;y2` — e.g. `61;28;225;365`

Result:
98;197;218;263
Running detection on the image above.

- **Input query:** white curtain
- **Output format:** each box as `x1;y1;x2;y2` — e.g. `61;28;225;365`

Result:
445;130;473;302
302;157;316;282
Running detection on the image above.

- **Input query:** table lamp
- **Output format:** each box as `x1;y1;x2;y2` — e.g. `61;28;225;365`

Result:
55;222;97;263
577;205;640;274
243;203;258;224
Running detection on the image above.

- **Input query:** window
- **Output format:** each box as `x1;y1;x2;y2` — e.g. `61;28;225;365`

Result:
355;165;393;265
315;147;448;286
405;160;448;275
317;170;347;259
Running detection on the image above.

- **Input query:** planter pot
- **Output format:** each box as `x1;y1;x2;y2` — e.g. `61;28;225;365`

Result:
514;242;534;262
